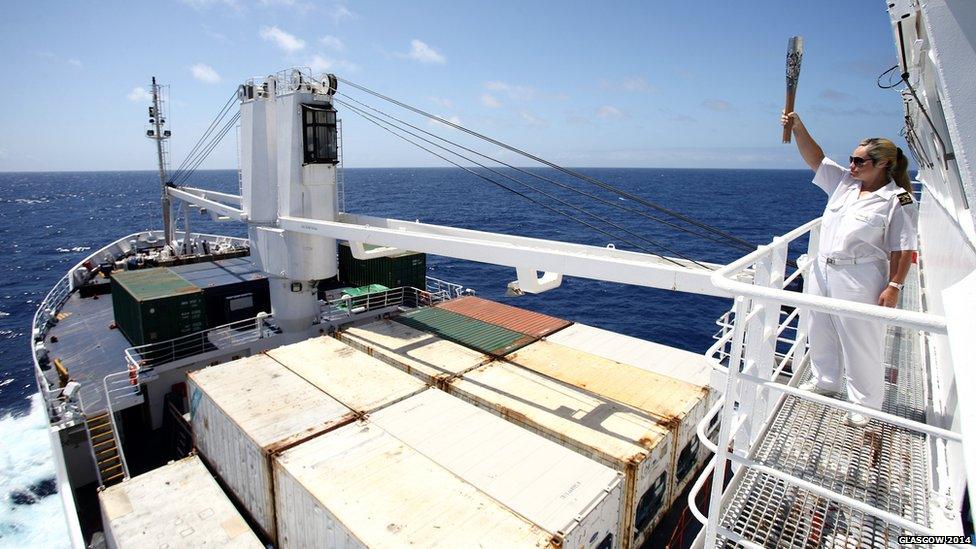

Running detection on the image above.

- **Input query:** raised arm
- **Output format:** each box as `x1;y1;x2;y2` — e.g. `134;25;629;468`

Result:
782;111;825;171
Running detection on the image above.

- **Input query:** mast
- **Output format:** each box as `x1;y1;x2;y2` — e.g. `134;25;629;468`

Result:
148;76;175;249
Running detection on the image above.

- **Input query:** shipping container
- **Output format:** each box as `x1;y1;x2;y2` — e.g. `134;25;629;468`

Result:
395;307;535;357
336;319;489;388
273;420;557;548
545;322;712;387
111;267;207;346
188;354;357;543
169;258;270;327
546;322;720;463
338;242;427;290
99;455;262;548
371;389;623;548
436;295;572;338
505;340;711;501
266;336;426;414
448;361;674;548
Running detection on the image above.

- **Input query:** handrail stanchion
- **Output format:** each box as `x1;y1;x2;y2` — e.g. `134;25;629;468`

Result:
705;295;749;547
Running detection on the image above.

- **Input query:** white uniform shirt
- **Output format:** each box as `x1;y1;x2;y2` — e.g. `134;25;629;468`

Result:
813;157;918;260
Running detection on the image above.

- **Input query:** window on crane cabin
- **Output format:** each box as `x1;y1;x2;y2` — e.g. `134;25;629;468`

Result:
302;104;339;165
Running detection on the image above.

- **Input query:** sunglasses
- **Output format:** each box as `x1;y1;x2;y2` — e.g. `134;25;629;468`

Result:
849;155;873;167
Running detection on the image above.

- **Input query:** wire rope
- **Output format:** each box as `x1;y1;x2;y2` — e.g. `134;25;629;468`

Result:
337;98;710;269
340;98;693;269
336;91;738;252
337;76;759;252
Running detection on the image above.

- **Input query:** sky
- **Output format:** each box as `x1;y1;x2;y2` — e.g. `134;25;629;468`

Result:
0;1;908;171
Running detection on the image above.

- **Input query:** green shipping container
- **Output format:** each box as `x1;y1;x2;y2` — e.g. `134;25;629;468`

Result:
395;308;534;358
111;268;208;347
338;243;427;290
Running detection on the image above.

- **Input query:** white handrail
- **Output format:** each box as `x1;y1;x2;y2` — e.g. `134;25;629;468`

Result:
695;217;957;547
711;219;947;334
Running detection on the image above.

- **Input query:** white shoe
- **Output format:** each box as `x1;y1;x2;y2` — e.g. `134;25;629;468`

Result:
798;378;838;397
845;412;870;427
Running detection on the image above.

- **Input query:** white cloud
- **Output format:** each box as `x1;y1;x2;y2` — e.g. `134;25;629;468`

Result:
400;39;446;64
127;87;153;102
190;63;221;84
596;105;622;119
319;35;344;51
68;58;82;69
330;3;356;23
480;93;501;108
520;110;547;128
0;147;7;159
485;81;535;101
621;77;653;93
260;26;306;52
702;99;733;112
306;54;358;74
429;97;454;109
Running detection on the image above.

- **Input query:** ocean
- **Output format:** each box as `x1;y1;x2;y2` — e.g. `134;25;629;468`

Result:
0;167;826;546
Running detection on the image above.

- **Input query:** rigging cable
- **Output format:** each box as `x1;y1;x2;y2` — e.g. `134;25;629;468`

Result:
336;91;738;253
170;89;239;183
336;76;760;252
172;110;240;187
339;98;693;269
336;98;710;269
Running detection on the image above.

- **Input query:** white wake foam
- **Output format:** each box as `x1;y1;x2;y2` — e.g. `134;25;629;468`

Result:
0;394;70;548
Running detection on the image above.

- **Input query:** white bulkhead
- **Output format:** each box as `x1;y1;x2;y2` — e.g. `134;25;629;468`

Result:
448;360;674;548
187;354;357;543
274;77;339;281
273;420;557;548
240;76;279;273
370;388;624;549
98;455;263;549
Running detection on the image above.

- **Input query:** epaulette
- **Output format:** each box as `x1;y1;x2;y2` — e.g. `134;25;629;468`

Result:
897;191;913;205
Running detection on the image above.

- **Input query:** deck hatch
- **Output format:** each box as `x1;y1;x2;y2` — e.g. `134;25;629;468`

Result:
394;307;534;357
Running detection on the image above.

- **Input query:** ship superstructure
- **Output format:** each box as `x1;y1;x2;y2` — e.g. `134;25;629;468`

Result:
27;1;976;547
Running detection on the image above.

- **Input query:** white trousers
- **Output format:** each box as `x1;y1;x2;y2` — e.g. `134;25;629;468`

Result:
806;258;888;410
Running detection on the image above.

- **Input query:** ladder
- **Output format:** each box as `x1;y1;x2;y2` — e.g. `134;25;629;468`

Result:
85;412;127;488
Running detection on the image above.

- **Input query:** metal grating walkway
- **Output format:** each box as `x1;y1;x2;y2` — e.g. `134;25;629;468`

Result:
717;267;931;548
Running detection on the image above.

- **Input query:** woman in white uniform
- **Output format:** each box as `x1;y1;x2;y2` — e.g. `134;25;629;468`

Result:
782;111;918;427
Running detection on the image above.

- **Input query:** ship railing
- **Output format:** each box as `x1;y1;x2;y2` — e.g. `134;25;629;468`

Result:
425;276;466;300
123;313;281;373
686;217;957;547
322;285;438;321
32;274;72;413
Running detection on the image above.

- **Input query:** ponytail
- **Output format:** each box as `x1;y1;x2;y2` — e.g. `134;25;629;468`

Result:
892;147;912;195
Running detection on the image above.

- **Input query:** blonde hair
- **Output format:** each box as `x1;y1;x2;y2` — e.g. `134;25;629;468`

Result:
859;137;912;194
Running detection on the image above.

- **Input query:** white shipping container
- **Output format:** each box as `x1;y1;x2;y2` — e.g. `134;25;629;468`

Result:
188;354;357;543
506;340;711;502
371;389;624;548
337;319;489;387
546;323;720;479
266;335;426;414
545;322;712;386
449;361;673;548
273;420;557;548
99;455;262;548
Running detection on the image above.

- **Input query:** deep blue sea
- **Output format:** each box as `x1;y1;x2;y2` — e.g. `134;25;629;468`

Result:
0;167;826;545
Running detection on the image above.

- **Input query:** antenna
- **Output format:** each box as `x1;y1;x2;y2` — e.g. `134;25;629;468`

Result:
148;76;176;251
